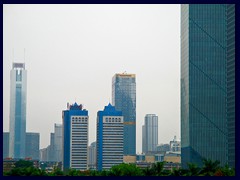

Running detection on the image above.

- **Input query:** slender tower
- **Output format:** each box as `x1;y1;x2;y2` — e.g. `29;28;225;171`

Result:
9;62;27;158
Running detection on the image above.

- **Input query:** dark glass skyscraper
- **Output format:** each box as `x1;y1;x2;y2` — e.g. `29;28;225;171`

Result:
112;73;136;155
181;4;235;168
3;132;9;158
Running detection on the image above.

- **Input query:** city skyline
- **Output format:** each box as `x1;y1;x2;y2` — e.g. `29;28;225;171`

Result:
3;4;180;152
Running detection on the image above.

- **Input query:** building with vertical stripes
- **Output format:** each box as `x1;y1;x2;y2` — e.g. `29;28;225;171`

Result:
62;102;89;170
97;103;124;170
181;4;235;168
9;63;27;159
142;114;158;153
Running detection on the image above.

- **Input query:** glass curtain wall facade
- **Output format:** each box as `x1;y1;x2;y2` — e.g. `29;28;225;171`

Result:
112;73;136;155
181;4;235;168
54;123;63;162
9;63;27;159
3;132;9;158
25;132;40;160
97;104;124;170
142;114;158;153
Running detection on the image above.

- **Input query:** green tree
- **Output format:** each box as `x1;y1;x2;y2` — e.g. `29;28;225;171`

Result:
214;165;235;176
186;163;201;176
108;163;143;176
15;159;34;168
200;159;220;176
151;162;165;176
142;167;154;176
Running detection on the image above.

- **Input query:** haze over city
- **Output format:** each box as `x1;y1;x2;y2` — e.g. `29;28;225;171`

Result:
3;4;180;152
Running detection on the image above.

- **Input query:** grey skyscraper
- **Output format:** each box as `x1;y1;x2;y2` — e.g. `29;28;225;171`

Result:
9;63;27;159
3;132;9;158
54;123;63;162
181;4;235;168
25;132;40;160
112;73;136;155
142;114;158;153
88;142;96;170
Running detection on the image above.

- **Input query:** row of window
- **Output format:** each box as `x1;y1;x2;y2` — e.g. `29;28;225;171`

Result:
72;119;88;123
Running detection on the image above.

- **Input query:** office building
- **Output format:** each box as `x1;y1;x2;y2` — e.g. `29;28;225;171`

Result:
9;62;27;159
88;141;96;170
3;132;9;158
62;102;89;170
112;73;136;155
97;103;124;170
156;144;170;152
54;124;63;162
181;4;235;168
25;132;40;160
170;136;181;152
142;114;158;153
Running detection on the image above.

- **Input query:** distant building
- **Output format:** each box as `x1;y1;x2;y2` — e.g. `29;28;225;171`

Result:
164;152;181;164
97;103;124;170
3;132;9;158
181;4;235;168
124;154;164;169
9;63;27;159
88;142;96;170
156;144;170;152
48;133;55;162
3;158;39;172
40;147;48;162
25;132;40;160
54;124;63;162
142;114;158;153
170;136;181;152
112;73;136;155
62;102;89;170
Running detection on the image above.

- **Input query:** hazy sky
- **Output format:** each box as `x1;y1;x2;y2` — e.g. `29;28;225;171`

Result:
3;4;180;153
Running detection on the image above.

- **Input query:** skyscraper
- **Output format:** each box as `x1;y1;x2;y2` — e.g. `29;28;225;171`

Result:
3;132;9;159
54;123;63;162
88;142;96;170
112;73;136;155
181;4;235;168
97;103;124;170
62;102;89;170
9;62;27;159
25;132;40;160
142;114;158;153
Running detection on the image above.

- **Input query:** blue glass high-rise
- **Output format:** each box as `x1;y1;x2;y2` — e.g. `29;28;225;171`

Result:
112;73;136;155
181;4;235;168
9;63;27;159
